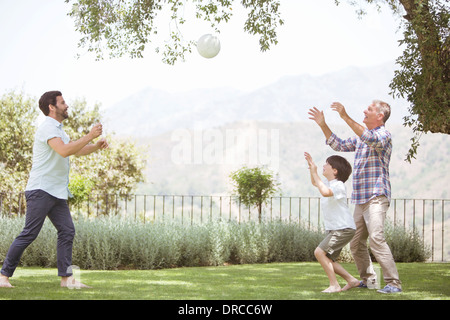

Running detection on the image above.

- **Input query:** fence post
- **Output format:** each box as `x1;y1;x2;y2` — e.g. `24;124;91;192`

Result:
441;200;444;262
229;196;231;221
201;196;204;223
308;198;311;230
143;195;147;223
153;195;156;221
432;200;435;261
298;197;301;224
191;196;194;225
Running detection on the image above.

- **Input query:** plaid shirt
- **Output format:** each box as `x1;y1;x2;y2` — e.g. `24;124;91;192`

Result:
326;126;392;204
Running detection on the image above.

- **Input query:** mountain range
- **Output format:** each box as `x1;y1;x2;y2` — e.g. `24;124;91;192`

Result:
104;61;409;137
102;61;449;199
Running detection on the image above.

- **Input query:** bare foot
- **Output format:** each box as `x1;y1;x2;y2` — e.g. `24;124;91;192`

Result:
0;275;14;288
342;279;361;291
321;285;342;293
61;276;92;289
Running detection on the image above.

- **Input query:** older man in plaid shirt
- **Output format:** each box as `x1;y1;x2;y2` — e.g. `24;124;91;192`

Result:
309;100;402;294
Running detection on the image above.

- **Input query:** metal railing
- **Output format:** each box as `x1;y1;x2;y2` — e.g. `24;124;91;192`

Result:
1;192;448;262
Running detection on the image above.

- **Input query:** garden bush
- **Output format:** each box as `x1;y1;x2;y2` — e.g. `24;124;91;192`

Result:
0;215;430;270
380;221;431;262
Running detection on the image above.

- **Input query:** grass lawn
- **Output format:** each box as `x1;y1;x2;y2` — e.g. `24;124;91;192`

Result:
1;262;449;301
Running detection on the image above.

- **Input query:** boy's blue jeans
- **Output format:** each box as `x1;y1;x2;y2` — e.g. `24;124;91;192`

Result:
1;190;75;278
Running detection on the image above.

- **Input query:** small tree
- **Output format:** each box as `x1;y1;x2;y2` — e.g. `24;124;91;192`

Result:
0;91;38;174
0;92;146;215
0;91;38;214
229;166;280;223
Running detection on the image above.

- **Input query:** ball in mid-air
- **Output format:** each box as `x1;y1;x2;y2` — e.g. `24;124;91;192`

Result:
197;34;221;59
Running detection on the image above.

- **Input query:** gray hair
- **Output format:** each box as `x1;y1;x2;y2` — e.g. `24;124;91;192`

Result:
373;100;391;124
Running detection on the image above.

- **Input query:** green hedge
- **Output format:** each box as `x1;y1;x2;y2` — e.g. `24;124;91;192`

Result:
0;216;430;270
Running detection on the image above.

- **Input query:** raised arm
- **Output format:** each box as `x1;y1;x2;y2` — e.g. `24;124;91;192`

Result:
330;102;365;137
304;152;333;197
308;107;333;140
48;123;103;158
75;138;109;156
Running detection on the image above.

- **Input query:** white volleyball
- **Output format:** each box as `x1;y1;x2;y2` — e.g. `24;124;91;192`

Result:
197;34;221;59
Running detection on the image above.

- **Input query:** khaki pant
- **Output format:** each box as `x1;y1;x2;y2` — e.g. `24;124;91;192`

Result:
350;196;402;289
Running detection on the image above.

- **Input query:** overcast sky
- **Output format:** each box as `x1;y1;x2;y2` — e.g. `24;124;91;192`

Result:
0;0;404;108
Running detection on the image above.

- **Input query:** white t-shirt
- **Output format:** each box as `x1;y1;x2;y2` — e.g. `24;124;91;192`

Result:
320;179;356;231
25;116;71;199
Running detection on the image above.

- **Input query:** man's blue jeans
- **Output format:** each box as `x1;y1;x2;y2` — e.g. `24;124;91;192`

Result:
1;190;75;277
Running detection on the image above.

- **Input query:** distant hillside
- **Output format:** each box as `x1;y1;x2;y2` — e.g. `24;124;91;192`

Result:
133;121;449;200
102;61;449;199
104;61;409;137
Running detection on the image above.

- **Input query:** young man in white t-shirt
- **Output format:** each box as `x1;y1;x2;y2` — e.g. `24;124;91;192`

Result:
304;152;360;293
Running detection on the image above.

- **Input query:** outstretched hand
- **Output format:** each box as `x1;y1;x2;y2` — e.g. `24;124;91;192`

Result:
307;106;332;139
96;138;109;150
308;107;325;127
89;123;103;140
304;152;317;171
330;102;349;119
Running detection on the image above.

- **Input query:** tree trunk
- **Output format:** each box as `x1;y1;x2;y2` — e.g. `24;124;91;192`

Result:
258;202;262;223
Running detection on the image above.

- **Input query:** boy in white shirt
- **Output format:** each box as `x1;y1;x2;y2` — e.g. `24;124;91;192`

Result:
304;152;360;293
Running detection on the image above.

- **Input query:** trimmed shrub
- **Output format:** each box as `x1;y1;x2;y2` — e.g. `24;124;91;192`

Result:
0;215;430;270
382;221;431;262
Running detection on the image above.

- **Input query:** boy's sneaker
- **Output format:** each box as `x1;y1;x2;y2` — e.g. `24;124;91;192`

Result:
357;281;368;288
377;285;402;294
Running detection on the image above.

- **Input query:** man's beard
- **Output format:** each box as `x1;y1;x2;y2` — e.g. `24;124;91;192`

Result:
56;107;69;119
